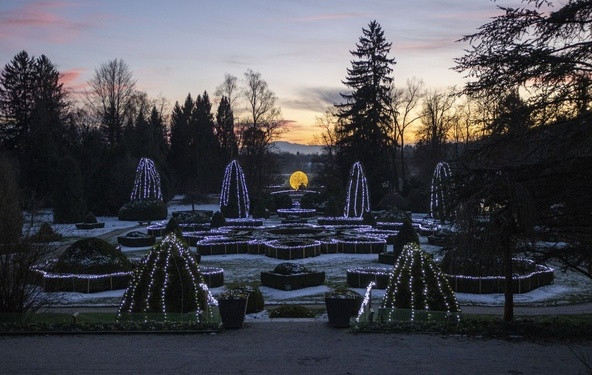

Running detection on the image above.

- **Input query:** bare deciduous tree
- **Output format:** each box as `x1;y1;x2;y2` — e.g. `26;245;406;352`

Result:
85;58;136;147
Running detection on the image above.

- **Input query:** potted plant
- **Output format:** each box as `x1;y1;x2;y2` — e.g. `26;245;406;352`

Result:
217;289;249;329
325;287;362;328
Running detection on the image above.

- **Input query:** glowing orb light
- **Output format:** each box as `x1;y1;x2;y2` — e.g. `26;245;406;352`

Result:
289;171;308;190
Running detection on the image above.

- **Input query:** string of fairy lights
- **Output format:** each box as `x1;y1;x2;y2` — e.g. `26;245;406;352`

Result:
344;161;371;218
130;157;163;201
220;160;250;218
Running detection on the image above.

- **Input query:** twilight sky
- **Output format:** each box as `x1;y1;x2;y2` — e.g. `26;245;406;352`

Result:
0;0;514;144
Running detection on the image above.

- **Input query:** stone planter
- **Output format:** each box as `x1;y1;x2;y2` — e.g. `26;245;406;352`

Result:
218;297;248;329
325;297;362;328
261;271;325;291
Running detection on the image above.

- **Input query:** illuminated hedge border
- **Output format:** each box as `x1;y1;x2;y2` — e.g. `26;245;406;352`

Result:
444;262;554;294
347;267;391;289
263;239;322;260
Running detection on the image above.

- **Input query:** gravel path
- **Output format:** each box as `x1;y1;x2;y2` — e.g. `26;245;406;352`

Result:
2;321;590;374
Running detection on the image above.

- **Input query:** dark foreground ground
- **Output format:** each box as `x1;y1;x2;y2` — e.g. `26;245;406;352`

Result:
2;321;590;374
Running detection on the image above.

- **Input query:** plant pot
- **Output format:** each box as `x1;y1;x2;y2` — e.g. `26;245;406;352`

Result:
218;297;248;329
325;297;361;328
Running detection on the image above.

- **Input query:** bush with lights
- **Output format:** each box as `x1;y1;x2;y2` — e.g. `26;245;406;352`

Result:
118;158;167;221
117;233;218;322
380;243;460;322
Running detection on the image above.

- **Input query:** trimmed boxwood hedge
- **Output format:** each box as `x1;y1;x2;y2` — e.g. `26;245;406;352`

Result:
118;199;167;221
261;263;325;291
117;231;156;247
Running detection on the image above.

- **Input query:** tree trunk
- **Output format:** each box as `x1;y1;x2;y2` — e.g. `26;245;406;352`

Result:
503;243;514;322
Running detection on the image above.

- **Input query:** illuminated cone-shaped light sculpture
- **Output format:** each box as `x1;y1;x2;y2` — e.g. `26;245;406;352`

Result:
380;243;460;322
220;160;250;218
117;233;218;322
118;157;167;221
131;157;163;201
429;161;452;220
343;161;370;218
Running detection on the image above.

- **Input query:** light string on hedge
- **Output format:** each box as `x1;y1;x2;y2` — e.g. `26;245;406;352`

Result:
429;161;452;220
220;160;250;218
343;161;370;218
130;157;163;201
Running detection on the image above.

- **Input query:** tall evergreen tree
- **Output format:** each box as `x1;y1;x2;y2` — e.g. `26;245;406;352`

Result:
167;94;194;190
0;51;67;200
192;91;221;193
335;21;396;206
215;95;238;163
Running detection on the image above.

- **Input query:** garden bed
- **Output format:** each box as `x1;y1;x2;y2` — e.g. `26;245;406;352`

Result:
31;268;132;293
261;271;325;290
347;267;391;289
196;238;250;255
445;264;555;294
200;266;224;288
336;237;386;254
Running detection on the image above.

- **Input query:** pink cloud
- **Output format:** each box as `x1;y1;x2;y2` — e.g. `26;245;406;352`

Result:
0;2;92;44
59;68;88;94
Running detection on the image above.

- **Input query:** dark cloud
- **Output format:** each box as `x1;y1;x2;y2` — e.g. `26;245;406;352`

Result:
282;86;344;112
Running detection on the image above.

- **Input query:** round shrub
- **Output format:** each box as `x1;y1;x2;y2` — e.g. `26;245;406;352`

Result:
300;193;317;209
362;212;376;226
118;199;167;221
210;211;226;228
393;217;419;254
381;243;460;320
269;304;315;318
324;196;342;217
54;238;132;274
118;233;215;319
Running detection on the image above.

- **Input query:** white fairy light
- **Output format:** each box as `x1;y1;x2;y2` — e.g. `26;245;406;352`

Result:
343;161;371;218
130;158;163;201
219;160;250;218
429;161;452;219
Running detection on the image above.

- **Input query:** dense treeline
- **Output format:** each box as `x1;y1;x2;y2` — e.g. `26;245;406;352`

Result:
0;53;284;219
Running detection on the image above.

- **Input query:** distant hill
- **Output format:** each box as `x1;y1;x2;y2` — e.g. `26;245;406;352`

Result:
271;141;323;155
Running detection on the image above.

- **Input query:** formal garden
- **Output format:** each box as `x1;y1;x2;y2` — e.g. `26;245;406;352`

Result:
3;155;591;336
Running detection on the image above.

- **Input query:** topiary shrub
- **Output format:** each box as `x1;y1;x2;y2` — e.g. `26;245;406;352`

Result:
274;193;292;210
210;211;226;228
118;233;217;321
269;304;315;318
53;156;86;224
380;243;460;322
53;237;132;275
118;199;167;221
31;222;62;242
392;217;419;255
